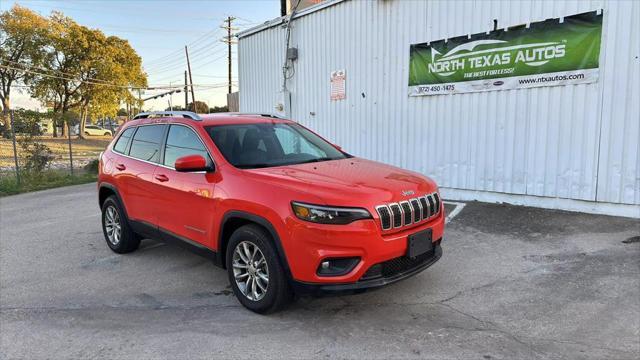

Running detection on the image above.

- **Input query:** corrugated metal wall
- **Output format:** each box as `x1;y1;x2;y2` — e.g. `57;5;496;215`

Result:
238;0;640;208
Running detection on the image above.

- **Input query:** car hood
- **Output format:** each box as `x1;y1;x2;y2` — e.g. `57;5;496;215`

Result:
244;158;437;207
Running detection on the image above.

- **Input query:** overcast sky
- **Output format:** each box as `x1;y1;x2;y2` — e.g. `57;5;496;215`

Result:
1;0;280;112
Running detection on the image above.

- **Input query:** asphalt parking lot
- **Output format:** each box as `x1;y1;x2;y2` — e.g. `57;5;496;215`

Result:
1;183;638;359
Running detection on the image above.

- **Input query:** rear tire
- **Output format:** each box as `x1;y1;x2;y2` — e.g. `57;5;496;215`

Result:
226;224;293;313
101;195;140;253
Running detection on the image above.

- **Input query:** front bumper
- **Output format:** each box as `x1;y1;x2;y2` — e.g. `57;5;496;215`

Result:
282;204;445;284
291;243;442;295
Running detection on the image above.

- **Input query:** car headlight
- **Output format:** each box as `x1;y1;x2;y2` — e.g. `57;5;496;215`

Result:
291;202;372;225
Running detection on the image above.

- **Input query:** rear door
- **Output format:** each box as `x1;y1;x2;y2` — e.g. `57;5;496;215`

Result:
153;124;217;247
120;124;167;227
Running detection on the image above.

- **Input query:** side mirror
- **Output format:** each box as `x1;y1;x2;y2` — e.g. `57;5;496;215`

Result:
175;154;214;172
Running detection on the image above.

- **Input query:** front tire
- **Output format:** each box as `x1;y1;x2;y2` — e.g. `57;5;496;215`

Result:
101;195;140;253
226;224;293;313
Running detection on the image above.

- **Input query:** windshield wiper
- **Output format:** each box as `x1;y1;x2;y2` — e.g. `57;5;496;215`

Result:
237;157;336;169
296;157;334;164
235;163;275;169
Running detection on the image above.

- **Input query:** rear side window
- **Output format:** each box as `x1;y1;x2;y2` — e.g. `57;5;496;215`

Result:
128;125;166;163
163;125;210;167
113;127;135;154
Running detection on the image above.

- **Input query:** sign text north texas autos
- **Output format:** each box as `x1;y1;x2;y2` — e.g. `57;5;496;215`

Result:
428;42;567;75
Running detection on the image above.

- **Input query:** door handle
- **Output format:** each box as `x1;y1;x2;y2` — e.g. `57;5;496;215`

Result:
115;163;126;171
155;174;169;182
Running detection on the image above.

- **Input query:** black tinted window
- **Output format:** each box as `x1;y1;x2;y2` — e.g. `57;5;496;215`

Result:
163;125;209;167
113;127;135;154
206;123;347;169
129;125;166;163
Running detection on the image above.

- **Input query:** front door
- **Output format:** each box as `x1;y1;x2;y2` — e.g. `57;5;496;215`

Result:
153;124;218;247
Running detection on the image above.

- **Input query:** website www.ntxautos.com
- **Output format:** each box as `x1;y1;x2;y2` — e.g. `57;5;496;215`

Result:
519;72;585;84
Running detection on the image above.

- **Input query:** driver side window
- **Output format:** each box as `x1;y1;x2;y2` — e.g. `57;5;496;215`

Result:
163;125;210;168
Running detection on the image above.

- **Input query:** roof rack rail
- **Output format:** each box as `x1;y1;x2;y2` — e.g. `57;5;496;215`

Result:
132;111;202;121
226;112;285;119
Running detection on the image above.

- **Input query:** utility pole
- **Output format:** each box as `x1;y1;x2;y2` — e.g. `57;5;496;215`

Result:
184;71;188;109
221;16;237;94
185;46;196;109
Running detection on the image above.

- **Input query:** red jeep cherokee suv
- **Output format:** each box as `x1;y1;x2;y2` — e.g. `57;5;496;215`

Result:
98;111;444;313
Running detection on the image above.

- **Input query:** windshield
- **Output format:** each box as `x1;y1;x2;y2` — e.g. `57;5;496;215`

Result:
205;123;348;169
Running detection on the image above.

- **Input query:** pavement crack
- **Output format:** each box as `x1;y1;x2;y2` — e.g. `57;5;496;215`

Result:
438;255;605;305
436;302;546;357
518;335;638;355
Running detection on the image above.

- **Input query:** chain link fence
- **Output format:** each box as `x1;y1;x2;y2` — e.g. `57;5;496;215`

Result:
1;110;112;195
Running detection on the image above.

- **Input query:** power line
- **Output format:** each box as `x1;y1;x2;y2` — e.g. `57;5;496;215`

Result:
231;15;259;24
143;42;225;75
146;42;225;72
189;53;228;70
197;74;237;79
20;2;228;23
147;48;228;79
143;31;219;67
0;58;137;87
143;29;222;66
0;62;229;90
0;64;138;89
147;72;185;83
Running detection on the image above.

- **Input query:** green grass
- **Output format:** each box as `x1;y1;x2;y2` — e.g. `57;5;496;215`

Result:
0;170;97;197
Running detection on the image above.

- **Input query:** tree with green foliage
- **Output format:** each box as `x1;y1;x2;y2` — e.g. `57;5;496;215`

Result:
29;13;90;137
28;12;146;138
0;5;48;134
77;34;146;137
187;101;209;113
165;104;228;113
210;105;229;113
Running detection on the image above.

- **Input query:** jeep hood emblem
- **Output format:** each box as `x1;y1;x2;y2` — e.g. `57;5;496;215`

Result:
401;190;415;196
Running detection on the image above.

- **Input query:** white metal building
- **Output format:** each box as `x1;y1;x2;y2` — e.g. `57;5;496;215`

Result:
238;0;639;218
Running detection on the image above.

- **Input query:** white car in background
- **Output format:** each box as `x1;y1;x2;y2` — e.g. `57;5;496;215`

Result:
84;125;112;136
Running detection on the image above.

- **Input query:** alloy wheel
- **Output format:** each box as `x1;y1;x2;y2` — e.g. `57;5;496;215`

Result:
104;205;121;246
232;241;269;301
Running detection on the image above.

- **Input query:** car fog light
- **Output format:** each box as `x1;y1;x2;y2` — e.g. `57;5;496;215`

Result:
316;257;360;276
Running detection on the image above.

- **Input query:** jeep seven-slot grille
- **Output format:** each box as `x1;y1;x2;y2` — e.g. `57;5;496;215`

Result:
400;201;412;225
389;204;402;228
376;206;391;230
410;199;421;222
427;195;435;214
375;192;441;231
419;197;430;217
